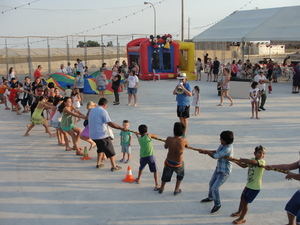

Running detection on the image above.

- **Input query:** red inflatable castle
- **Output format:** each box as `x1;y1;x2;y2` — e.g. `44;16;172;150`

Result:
127;34;180;80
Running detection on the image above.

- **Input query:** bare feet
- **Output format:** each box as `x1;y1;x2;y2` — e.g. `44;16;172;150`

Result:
65;147;72;151
24;133;29;136
250;116;254;119
230;212;241;217
256;117;260;120
232;218;246;224
229;103;233;106
135;178;140;184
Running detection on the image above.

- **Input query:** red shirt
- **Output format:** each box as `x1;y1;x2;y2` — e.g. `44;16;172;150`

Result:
34;69;42;79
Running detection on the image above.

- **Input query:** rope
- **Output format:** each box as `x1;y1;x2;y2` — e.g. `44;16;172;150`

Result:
128;129;289;175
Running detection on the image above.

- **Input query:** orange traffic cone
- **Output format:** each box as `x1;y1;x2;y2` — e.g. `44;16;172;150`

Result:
81;147;92;160
122;166;136;183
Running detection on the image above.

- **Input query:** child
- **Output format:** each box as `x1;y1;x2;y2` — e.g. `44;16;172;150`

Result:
127;70;139;107
15;83;25;115
8;82;21;114
135;124;159;190
249;81;260;119
71;88;81;110
0;79;10;110
24;96;55;137
80;101;97;151
119;120;132;163
59;97;86;155
192;86;200;116
231;146;266;224
65;85;72;97
199;130;234;214
158;122;188;195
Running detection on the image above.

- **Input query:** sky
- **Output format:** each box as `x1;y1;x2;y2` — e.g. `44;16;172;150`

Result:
0;0;300;47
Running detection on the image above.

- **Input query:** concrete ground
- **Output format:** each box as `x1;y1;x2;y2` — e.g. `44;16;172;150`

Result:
0;78;299;225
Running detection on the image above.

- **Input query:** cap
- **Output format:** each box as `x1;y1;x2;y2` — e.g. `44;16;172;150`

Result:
177;72;187;79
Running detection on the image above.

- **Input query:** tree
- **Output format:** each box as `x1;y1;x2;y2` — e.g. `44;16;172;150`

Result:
77;40;100;48
106;41;113;47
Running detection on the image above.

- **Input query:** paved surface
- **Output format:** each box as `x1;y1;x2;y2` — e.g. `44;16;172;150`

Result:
0;79;299;225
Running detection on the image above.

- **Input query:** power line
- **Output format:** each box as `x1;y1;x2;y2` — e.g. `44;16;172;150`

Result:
1;0;41;15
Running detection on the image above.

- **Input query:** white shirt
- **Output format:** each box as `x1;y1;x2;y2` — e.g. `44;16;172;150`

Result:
254;74;267;91
88;106;112;139
58;68;67;74
249;88;260;102
66;66;73;74
7;72;15;81
51;110;62;123
128;75;139;88
77;62;85;73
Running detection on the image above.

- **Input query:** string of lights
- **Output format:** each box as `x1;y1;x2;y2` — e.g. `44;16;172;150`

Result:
1;0;40;15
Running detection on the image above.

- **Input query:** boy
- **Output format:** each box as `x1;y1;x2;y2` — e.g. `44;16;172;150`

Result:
135;124;159;190
119;120;132;163
158;122;188;195
231;146;266;224
199;130;234;213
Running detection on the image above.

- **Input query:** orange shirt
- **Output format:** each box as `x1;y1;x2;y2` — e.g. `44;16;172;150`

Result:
0;84;8;94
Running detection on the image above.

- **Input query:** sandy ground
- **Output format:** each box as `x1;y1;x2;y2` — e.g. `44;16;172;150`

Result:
0;77;299;225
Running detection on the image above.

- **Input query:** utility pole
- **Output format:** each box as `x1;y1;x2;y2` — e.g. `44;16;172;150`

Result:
188;17;190;40
181;0;184;41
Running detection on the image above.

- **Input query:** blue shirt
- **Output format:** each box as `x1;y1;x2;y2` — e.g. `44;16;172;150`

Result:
88;106;111;139
213;144;233;175
176;82;191;106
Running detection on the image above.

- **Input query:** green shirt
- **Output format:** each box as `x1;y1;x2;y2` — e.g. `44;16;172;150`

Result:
138;135;154;158
246;158;265;190
120;131;131;146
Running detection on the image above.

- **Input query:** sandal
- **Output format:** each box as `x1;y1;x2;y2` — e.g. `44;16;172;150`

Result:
174;189;182;196
96;163;104;169
111;165;122;172
153;187;160;191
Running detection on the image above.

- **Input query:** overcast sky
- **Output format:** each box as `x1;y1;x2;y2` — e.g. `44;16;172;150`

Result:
0;0;299;44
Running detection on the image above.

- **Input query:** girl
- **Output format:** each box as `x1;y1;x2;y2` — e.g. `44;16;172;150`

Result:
59;97;86;155
8;82;22;114
249;81;260;119
71;88;81;110
24;96;55;137
80;101;96;151
192;86;200;116
217;68;234;106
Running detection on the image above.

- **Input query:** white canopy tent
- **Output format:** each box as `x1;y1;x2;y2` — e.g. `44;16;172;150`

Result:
193;5;300;42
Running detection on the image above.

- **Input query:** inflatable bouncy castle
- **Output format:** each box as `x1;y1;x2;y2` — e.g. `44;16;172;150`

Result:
127;34;195;80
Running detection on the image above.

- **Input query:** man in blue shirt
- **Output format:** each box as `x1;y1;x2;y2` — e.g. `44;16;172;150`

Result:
173;73;192;136
89;98;124;171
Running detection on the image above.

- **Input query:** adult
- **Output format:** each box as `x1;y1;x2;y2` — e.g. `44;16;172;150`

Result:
292;63;300;94
57;64;67;74
112;60;120;77
254;70;269;111
272;63;282;83
66;62;73;75
236;60;243;78
204;53;209;65
212;57;220;82
217;68;233;106
173;73;192;136
196;58;203;81
96;63;107;98
112;68;122;105
206;58;213;82
7;67;16;81
266;161;300;225
127;70;139;107
231;60;238;78
76;58;85;73
34;65;43;80
88;97;123;171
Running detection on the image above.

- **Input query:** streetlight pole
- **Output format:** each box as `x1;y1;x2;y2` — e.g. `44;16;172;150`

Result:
181;0;184;41
144;1;156;36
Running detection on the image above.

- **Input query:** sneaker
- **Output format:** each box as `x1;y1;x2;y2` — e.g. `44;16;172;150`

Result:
124;159;129;164
210;205;221;214
260;107;266;111
119;159;124;163
113;102;120;105
200;197;213;203
258;109;261;112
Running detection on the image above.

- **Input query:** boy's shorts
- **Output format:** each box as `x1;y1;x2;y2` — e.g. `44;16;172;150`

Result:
285;190;300;224
161;162;184;182
97;86;106;91
127;88;137;95
241;187;260;203
177;105;190;118
121;145;131;154
93;137;116;158
139;155;157;172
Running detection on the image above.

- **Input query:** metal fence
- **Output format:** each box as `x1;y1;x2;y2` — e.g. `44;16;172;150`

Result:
0;34;149;76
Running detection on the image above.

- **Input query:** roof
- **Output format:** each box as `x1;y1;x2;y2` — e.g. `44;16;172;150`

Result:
193;5;300;42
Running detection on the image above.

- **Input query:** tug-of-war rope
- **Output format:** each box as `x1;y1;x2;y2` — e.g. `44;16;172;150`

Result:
127;129;289;175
